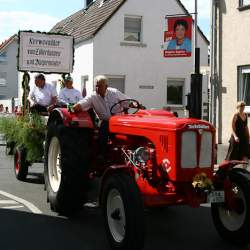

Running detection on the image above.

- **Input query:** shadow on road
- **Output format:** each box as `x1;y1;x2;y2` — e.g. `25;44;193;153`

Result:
145;206;249;250
0;208;108;250
24;172;45;184
0;205;249;250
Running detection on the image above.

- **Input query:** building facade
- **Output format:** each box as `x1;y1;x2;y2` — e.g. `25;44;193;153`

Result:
212;0;250;142
51;0;209;117
0;35;20;110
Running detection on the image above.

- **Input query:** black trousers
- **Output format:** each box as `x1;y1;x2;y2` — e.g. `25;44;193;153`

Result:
30;104;48;113
98;120;109;155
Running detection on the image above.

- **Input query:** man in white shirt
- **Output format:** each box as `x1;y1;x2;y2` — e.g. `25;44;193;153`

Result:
28;73;57;113
59;76;82;105
73;75;129;158
73;75;128;120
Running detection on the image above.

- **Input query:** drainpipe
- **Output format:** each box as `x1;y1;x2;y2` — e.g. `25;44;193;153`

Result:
210;0;219;132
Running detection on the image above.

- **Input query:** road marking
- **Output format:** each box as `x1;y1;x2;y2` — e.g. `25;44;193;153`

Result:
1;205;24;209
0;190;42;214
0;200;18;204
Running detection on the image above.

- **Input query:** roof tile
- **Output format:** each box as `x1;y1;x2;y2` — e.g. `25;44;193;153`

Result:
50;0;126;43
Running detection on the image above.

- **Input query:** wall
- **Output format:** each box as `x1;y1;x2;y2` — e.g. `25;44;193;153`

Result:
219;1;250;142
70;40;94;95
93;0;209;115
0;40;18;101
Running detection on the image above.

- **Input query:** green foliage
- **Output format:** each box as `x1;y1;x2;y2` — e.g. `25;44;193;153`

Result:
0;114;46;163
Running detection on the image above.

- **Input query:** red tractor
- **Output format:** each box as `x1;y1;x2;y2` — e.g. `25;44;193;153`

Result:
44;99;250;250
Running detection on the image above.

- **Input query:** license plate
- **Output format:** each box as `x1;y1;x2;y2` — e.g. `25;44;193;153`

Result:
207;191;224;203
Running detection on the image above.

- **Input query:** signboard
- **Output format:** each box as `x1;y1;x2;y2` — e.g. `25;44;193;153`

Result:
18;31;74;73
164;16;192;58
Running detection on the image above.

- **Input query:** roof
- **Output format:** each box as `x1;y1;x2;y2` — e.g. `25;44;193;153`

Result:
51;0;127;44
0;34;17;52
50;0;209;45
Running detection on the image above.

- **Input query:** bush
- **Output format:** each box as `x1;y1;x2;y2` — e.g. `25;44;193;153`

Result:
0;114;46;162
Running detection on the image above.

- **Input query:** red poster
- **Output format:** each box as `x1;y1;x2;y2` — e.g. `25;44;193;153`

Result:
163;16;192;58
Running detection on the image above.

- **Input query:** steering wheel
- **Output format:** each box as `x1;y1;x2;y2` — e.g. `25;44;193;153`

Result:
110;99;141;115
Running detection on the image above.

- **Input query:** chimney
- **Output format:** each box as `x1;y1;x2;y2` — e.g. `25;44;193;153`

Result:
85;0;94;8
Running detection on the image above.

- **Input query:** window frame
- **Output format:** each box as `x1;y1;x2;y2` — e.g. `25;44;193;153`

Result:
237;65;250;113
166;78;185;107
238;0;250;11
106;74;126;93
124;15;143;44
81;75;89;90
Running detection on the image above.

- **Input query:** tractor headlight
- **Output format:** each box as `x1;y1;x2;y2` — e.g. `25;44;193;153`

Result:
134;147;150;163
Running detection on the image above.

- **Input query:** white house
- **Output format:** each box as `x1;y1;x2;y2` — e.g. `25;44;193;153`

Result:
0;35;20;110
50;0;209;117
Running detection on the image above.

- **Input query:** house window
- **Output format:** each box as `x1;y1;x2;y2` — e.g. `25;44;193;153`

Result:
107;76;125;93
167;78;185;106
81;75;88;97
0;52;7;64
239;0;250;7
124;16;142;42
238;66;250;112
0;72;7;85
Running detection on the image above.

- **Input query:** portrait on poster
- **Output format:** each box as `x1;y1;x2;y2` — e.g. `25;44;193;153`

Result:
164;16;192;58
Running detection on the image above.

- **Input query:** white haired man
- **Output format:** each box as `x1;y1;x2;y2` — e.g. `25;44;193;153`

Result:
73;75;129;159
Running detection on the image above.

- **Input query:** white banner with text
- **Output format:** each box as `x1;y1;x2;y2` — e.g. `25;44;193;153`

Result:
18;31;74;73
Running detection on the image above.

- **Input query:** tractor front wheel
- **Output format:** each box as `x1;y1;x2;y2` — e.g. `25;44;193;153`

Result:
211;168;250;246
101;173;144;250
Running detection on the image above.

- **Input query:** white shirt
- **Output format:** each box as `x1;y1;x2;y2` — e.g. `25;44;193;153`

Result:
79;87;128;120
29;83;57;106
59;87;82;104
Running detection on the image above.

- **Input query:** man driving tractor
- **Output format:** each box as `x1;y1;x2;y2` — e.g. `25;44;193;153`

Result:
73;75;130;159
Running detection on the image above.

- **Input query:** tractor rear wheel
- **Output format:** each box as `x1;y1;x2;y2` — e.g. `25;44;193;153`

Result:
211;168;250;246
44;122;91;216
101;173;144;250
14;146;29;181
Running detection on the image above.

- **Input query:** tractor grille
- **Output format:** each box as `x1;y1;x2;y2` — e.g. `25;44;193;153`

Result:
181;131;197;168
200;131;212;168
181;131;212;168
160;135;168;152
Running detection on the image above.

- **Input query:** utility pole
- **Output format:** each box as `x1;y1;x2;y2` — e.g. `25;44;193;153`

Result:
187;0;203;119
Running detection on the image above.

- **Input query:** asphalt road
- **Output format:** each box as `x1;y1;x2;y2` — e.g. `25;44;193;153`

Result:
0;145;249;250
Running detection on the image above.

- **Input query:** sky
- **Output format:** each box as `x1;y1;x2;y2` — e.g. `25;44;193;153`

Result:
0;0;210;43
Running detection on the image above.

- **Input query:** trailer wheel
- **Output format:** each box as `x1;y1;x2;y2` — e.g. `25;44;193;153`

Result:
14;146;29;181
101;173;144;250
211;169;250;246
44;122;91;216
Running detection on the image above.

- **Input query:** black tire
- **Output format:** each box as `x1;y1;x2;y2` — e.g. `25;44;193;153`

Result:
101;173;144;250
44;122;92;216
211;168;250;246
14;146;29;181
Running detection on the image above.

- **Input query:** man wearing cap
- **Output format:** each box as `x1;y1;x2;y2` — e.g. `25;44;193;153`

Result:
59;76;82;105
28;73;58;113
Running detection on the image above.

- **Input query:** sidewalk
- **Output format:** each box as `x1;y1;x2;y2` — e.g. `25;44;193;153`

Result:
217;143;228;163
217;143;250;170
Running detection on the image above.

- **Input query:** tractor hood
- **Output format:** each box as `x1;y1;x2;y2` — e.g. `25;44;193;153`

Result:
109;110;215;133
